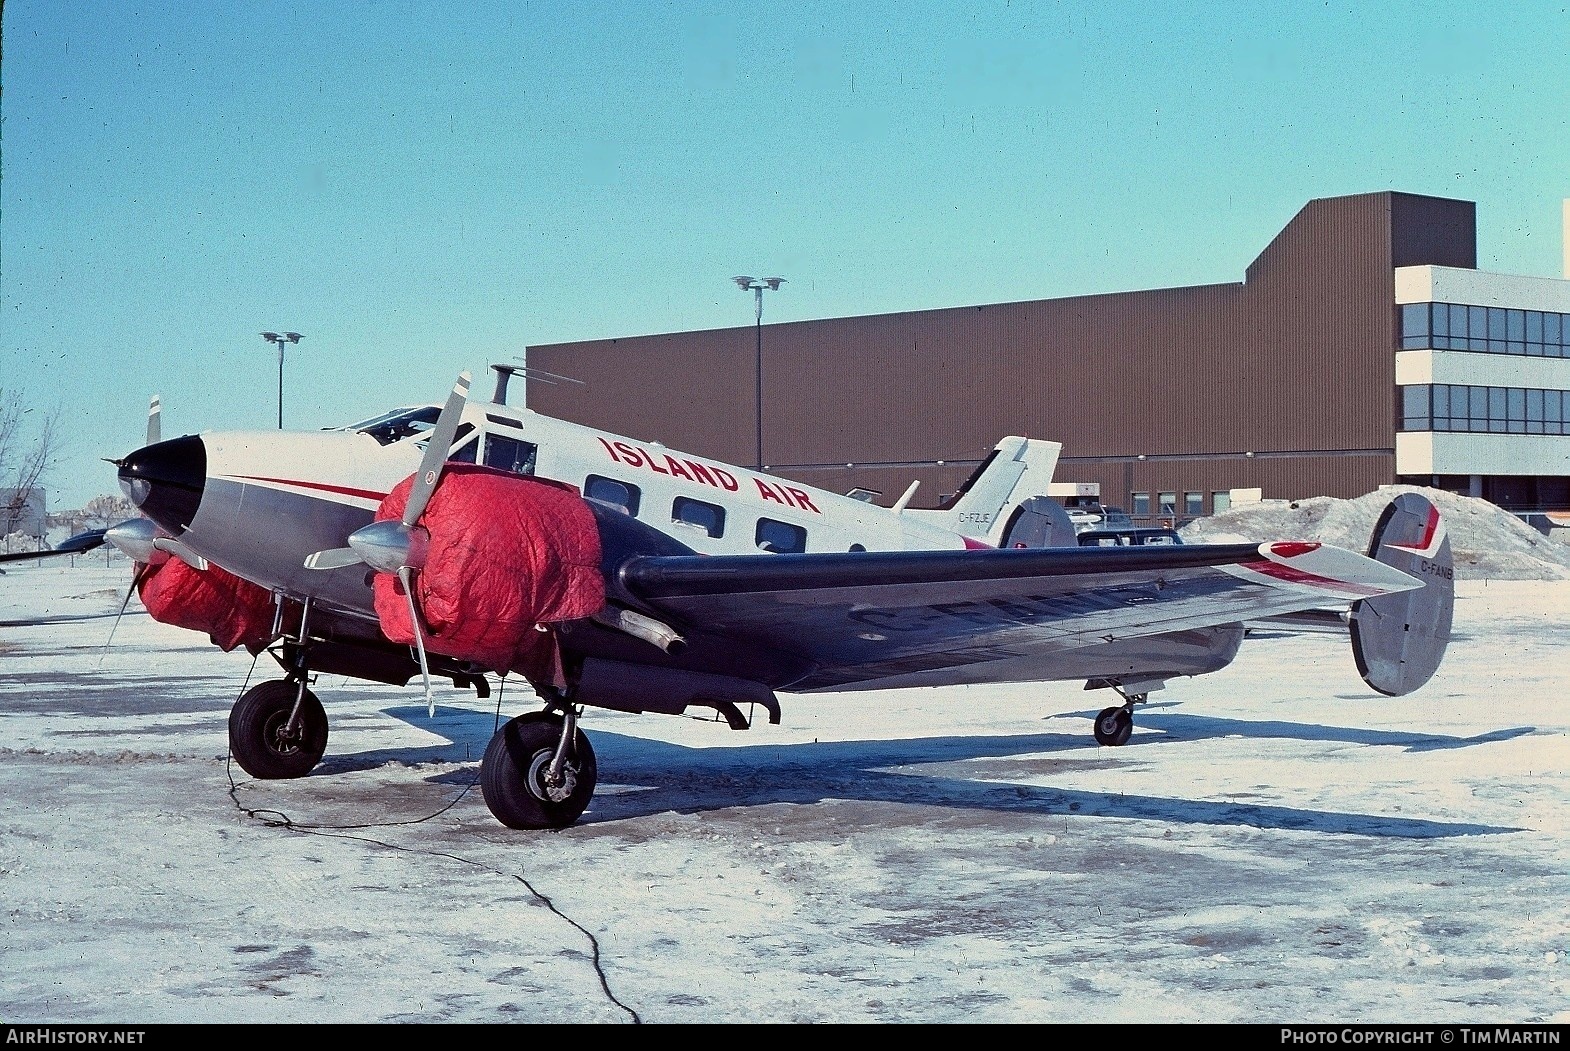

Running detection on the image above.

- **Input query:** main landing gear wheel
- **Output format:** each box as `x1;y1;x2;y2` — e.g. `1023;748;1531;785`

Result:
1093;705;1134;747
481;711;598;830
228;679;329;779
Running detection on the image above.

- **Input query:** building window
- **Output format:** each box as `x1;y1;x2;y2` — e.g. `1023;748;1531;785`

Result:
672;496;725;538
585;475;640;516
1402;385;1431;430
1184;492;1204;516
1399;383;1570;436
1452;303;1472;350
1212;491;1231;514
1131;492;1150;516
1487;307;1508;352
1158;492;1177;517
1401;302;1570;359
756;518;807;553
1400;303;1430;349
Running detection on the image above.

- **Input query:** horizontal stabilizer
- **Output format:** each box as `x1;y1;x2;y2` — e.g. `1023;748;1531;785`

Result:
1350;492;1454;696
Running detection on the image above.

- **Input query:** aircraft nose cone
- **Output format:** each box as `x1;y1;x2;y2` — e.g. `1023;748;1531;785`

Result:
117;435;206;535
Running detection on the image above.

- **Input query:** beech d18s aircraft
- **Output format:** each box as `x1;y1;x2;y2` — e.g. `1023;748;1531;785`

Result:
103;365;1454;830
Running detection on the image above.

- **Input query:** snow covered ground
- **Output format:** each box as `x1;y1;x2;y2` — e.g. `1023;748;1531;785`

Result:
1180;485;1570;581
1;522;1567;1023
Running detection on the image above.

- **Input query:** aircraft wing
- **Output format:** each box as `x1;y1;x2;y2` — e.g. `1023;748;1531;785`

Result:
619;540;1424;692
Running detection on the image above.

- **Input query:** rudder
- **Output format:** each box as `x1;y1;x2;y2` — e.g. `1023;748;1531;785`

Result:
1349;492;1454;696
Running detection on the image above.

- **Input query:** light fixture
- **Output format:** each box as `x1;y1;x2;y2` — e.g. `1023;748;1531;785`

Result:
260;331;303;429
733;276;785;470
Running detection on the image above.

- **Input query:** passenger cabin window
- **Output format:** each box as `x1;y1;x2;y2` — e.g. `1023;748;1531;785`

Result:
756;517;807;553
585;475;640;516
672;497;725;538
484;434;537;476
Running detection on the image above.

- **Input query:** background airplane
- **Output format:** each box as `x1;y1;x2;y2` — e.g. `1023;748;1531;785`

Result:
101;364;1454;830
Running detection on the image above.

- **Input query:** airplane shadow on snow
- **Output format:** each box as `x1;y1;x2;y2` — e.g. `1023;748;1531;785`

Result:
307;700;1532;839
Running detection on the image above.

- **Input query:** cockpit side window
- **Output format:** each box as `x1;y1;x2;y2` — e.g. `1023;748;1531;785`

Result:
484;435;537;476
447;424;478;463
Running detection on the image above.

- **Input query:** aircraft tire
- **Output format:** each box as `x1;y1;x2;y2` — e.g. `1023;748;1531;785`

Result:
228;680;329;779
1093;706;1133;747
481;713;597;830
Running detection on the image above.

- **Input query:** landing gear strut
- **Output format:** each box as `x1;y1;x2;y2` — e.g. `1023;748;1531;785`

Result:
481;689;599;830
229;678;328;778
1092;685;1148;747
229;596;328;779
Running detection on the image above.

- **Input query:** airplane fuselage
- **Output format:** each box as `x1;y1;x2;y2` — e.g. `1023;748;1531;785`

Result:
131;394;985;626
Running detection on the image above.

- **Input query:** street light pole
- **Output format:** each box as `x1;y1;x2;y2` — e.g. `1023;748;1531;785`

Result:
731;276;784;470
260;331;303;429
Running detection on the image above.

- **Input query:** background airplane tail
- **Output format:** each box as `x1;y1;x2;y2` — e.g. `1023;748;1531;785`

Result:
905;436;1064;546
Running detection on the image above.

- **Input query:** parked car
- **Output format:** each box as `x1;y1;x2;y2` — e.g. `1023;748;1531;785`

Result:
1065;503;1135;533
1077;527;1185;547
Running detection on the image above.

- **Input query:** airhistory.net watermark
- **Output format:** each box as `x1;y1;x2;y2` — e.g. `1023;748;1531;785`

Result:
4;1031;145;1045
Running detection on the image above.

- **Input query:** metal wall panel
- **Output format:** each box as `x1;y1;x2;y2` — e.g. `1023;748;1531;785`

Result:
528;192;1476;510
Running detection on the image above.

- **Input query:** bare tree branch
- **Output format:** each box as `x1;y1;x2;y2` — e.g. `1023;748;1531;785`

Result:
1;389;65;534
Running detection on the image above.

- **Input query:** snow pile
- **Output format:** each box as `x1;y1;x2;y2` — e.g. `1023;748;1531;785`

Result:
1179;485;1570;581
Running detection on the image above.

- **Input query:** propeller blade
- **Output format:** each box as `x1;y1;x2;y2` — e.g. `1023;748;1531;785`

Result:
303;547;364;571
99;561;152;665
55;528;108;555
401;372;471;530
147;394;162;446
397;565;436;717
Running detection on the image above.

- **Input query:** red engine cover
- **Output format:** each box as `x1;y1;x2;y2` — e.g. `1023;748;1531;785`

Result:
371;464;606;683
136;551;278;654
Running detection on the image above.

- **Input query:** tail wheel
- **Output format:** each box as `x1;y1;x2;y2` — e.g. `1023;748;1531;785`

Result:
1093;705;1133;747
229;680;328;778
481;712;597;830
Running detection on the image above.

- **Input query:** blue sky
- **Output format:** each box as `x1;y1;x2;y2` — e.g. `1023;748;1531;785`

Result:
3;0;1567;511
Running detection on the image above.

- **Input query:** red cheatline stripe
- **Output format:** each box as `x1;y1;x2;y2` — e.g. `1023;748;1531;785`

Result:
1238;558;1382;596
962;536;994;550
230;475;388;502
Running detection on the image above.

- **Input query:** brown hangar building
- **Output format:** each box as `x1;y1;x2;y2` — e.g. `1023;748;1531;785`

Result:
525;190;1570;524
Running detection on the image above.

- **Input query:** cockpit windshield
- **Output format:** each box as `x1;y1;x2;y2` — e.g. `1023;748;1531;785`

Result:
333;405;442;446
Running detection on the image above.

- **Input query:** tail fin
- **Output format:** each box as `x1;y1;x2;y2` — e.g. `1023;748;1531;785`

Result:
1350;492;1454;695
905;436;1063;545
